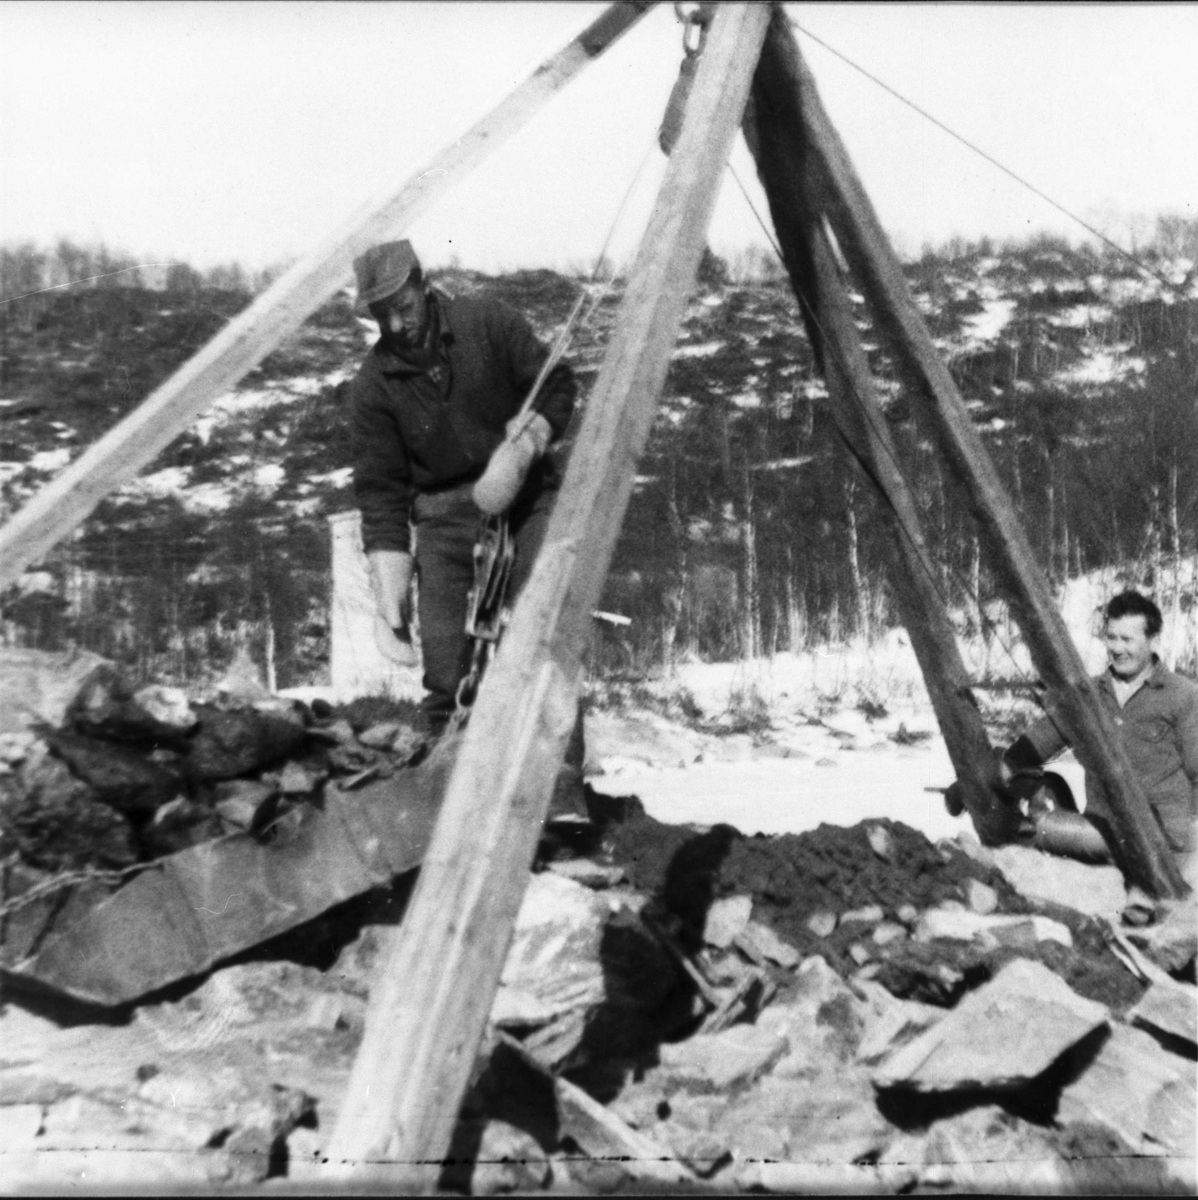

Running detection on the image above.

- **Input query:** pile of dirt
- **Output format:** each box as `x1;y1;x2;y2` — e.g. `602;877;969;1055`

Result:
604;806;1144;1010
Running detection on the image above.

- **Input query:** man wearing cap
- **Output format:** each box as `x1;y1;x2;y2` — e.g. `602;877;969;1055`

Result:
348;240;579;749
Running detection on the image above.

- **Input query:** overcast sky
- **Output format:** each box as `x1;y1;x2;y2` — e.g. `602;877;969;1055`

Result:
2;2;1196;277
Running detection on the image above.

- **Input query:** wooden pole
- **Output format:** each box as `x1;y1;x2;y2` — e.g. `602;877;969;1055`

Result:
324;3;772;1184
0;1;654;592
742;81;1012;844
757;11;1185;897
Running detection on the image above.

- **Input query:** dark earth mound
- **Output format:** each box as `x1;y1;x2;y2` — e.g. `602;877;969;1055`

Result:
603;806;1144;1010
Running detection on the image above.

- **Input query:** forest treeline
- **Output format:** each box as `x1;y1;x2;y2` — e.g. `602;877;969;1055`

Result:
1;220;1195;688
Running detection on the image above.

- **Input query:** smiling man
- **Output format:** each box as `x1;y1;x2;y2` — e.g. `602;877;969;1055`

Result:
997;591;1198;876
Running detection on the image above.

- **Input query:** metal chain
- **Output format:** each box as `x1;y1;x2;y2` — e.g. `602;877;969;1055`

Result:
0;853;158;920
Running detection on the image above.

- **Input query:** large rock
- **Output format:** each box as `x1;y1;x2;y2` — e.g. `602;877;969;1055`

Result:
852;978;943;1065
132;684;198;734
718;1067;895;1189
68;674;196;745
498;1034;693;1187
13;744;455;1006
1127;977;1198;1049
702;893;753;948
986;843;1127;920
658;1022;788;1093
11;1092;221;1189
878;1104;1069;1194
465;1120;552;1195
0;863;113;965
491;872;609;1026
759;955;866;1074
913;906;1073;950
0;647;114;735
1057;1022;1196;1161
44;730;184;813
137;1068;315;1186
0;747;136;870
185;704;307;781
873;958;1108;1092
0;1040;314;1190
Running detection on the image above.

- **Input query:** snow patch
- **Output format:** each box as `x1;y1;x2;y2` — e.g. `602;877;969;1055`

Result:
962;296;1016;346
28;448;72;473
253;463;286;492
117;466;191;501
731;392;762;409
673;341;725;359
287;497;325;518
181;482;236;514
1055;346;1145;387
1102;275;1167;305
751;456;814;472
310;467;354;488
1049;303;1113;329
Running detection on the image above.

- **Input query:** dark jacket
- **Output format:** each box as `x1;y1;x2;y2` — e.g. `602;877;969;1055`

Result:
350;289;577;553
1023;657;1198;851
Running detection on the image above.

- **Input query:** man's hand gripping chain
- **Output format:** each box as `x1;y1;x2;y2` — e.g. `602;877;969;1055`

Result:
453;513;515;715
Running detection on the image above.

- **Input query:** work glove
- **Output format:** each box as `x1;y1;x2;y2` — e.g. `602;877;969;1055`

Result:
366;548;418;667
473;412;553;516
372;611;419;668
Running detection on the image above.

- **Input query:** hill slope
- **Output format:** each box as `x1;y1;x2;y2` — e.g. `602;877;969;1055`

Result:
0;238;1195;688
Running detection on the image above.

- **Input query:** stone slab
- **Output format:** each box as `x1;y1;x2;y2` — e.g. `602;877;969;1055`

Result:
703;894;752;949
874;958;1108;1092
1128;977;1198;1048
659;1022;788;1092
988;843;1127;920
6;740;457;1005
491;872;608;1026
1058;1022;1196;1159
914;906;1073;949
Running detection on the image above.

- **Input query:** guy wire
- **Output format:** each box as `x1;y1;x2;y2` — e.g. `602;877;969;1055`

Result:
728;161;1039;689
790;20;1188;297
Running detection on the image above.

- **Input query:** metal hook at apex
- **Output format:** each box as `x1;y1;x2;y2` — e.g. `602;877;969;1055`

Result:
673;1;716;56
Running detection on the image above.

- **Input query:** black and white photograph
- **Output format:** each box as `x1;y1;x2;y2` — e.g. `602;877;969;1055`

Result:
0;2;1195;1193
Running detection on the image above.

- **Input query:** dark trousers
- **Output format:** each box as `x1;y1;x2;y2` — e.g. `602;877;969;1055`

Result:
411;480;585;811
412;479;555;733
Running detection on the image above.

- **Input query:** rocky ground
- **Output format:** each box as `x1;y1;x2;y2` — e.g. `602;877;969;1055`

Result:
0;648;1195;1193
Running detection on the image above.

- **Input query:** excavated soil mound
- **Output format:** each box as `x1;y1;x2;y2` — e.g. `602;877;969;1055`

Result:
604;807;1143;1010
608;811;1018;934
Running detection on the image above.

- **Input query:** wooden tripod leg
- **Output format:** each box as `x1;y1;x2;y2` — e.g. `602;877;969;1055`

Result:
323;4;773;1185
0;2;654;592
744;75;1010;843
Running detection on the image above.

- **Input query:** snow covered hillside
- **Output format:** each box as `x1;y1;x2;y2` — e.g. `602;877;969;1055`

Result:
1;234;1195;692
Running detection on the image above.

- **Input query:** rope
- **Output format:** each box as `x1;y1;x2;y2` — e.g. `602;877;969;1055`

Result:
449;132;659;729
790;20;1188;297
511;131;658;434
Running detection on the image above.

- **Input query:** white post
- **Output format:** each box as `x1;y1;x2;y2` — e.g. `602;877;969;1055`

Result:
328;510;422;703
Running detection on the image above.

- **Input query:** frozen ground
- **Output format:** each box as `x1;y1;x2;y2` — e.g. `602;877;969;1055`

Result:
584;641;1091;847
592;735;968;845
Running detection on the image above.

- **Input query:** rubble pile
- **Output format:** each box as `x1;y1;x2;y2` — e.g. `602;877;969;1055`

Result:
0;649;429;968
0;649;1194;1192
